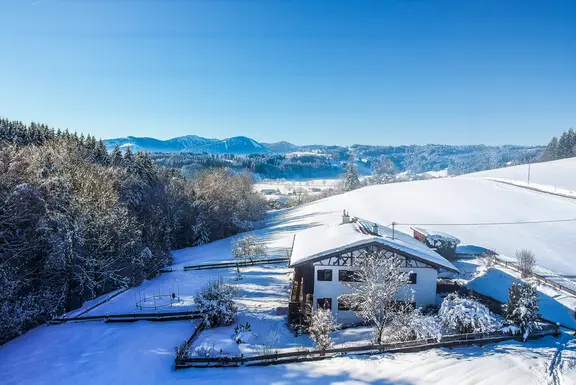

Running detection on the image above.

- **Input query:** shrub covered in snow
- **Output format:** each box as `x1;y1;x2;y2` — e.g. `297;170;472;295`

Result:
174;340;191;361
439;294;497;334
309;309;338;350
308;307;339;350
516;249;536;278
387;307;443;343
504;281;540;340
232;322;253;344
195;277;239;327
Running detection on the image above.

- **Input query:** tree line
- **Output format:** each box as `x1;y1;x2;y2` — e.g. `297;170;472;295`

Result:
151;152;342;179
540;128;576;162
0;118;266;344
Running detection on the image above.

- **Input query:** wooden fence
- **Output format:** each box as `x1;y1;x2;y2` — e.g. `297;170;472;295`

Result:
49;310;202;324
183;257;289;271
489;256;576;297
175;326;559;369
51;287;129;323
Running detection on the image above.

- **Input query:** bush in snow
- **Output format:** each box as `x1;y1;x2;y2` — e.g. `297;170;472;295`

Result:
516;249;536;278
439;293;497;334
387;307;443;343
254;329;281;357
174;340;191;361
232;322;252;344
308;307;339;350
504;281;540;340
195;277;239;327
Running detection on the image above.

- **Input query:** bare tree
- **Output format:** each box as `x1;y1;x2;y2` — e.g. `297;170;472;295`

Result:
343;250;412;344
231;234;267;264
516;249;536;278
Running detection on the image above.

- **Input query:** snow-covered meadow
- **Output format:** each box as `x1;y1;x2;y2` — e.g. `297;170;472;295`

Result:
470;157;576;192
2;158;576;384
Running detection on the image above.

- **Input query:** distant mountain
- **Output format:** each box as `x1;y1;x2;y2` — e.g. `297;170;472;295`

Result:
105;135;270;154
261;141;300;153
200;136;269;154
105;135;545;176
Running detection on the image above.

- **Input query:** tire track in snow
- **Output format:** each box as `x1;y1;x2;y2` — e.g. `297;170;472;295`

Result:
549;334;568;385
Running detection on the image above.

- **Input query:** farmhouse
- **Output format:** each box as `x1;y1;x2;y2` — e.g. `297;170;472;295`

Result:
288;211;458;325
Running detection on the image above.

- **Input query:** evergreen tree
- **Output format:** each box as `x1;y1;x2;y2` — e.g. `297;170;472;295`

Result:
110;145;123;167
504;282;540;340
342;159;361;191
557;131;572;159
568;128;576;157
540;136;558;162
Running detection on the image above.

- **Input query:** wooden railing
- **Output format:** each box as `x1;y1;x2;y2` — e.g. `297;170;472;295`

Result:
490;256;576;297
183;257;289;271
49;310;202;324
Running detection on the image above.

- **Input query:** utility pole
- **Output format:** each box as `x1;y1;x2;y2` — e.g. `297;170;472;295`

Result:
527;160;531;184
392;222;396;240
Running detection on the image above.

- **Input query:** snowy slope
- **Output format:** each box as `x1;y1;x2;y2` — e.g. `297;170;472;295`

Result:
470;157;576;192
284;177;576;276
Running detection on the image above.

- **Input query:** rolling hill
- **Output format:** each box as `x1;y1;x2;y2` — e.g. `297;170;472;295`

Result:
282;158;576;276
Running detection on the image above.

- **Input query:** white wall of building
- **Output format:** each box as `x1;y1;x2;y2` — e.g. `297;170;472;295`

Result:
312;264;438;324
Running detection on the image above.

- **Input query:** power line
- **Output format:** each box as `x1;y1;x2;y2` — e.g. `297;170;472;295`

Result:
392;218;576;227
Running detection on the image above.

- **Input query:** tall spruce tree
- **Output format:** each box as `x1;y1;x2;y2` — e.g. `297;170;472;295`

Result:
110;145;123;166
504;282;540;340
540;136;558;162
342;159;361;191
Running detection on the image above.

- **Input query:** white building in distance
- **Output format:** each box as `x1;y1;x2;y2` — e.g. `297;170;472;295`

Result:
288;211;458;325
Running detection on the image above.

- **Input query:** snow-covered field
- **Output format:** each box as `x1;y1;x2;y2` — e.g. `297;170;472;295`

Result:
3;158;576;384
471;157;576;192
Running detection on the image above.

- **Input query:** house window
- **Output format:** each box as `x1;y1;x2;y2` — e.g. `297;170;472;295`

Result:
317;269;332;281
338;270;358;282
408;273;417;284
317;298;332;310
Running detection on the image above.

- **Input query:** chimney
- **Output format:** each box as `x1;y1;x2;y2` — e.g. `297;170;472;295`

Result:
342;209;350;224
372;223;379;235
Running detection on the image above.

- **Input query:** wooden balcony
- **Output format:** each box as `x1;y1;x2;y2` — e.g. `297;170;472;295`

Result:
288;277;312;327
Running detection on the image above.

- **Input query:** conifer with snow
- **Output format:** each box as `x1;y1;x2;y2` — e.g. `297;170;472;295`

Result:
504;281;540;341
308;307;339;350
342;159;361;191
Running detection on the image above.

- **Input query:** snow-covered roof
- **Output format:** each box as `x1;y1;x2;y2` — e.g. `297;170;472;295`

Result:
411;227;461;244
289;220;458;272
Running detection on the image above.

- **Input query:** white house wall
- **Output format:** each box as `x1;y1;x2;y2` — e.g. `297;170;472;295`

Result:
313;265;438;323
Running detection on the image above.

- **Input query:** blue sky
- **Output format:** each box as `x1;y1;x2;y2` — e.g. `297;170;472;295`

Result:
0;1;574;146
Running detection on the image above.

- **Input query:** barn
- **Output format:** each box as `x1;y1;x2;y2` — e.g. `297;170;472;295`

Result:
411;227;461;259
288;211;458;326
